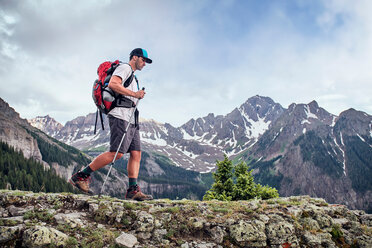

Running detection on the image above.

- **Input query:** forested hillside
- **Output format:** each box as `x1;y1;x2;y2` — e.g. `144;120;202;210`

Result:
27;128;91;167
0;141;75;193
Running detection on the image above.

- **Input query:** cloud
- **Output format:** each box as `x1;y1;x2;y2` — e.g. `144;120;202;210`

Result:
0;0;371;127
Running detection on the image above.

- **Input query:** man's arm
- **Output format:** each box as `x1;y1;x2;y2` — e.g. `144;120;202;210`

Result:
108;75;145;99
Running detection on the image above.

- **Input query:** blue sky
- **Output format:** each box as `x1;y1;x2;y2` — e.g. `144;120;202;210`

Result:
1;0;371;127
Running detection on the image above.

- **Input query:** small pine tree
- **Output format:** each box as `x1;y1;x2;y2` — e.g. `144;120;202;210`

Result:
232;161;258;200
203;155;234;201
203;155;279;201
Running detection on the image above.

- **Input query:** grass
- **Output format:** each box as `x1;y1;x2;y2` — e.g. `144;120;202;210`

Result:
211;207;230;214
330;224;343;240
0;219;19;226
65;237;79;248
265;198;302;206
121;217;130;227
165;229;175;240
57;223;75;233
80;227;119;248
167;206;181;214
23;210;54;223
122;201;149;210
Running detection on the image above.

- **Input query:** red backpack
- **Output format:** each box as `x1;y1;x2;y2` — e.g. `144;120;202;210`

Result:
92;60;134;134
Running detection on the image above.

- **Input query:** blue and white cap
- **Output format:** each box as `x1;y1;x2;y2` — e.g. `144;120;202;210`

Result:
130;48;152;64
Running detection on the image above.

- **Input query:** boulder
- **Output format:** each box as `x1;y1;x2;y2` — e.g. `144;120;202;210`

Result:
115;232;137;248
22;225;68;247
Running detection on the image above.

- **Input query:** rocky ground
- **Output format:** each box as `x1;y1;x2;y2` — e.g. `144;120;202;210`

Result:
0;190;371;248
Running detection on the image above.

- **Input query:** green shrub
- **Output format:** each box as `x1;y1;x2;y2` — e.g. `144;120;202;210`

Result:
203;155;279;201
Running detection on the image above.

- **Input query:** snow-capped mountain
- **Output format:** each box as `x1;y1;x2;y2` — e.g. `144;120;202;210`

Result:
28;115;64;137
30;95;284;173
179;95;284;156
243;101;372;212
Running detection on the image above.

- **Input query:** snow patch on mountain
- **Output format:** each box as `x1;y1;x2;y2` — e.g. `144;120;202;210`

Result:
357;134;366;142
238;107;271;139
305;105;318;119
141;136;167;146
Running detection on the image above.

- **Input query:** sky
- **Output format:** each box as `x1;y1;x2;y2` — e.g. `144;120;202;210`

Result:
1;0;372;127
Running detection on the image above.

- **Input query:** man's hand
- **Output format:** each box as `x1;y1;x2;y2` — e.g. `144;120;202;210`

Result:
135;89;146;99
109;76;145;99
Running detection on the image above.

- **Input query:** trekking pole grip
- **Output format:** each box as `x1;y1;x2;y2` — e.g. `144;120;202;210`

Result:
139;87;145;100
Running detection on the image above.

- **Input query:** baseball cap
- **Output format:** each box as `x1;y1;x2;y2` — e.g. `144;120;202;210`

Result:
130;48;152;64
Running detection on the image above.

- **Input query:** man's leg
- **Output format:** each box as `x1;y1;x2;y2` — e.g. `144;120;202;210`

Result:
125;129;153;201
127;150;141;178
90;151;124;171
127;150;141;187
70;115;127;194
69;151;123;194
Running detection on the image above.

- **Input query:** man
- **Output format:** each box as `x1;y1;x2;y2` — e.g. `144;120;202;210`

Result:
69;48;153;201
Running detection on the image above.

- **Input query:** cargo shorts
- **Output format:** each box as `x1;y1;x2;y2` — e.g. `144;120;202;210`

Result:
108;115;141;154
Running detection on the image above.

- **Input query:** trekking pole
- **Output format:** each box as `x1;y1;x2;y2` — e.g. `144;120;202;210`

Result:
98;87;145;198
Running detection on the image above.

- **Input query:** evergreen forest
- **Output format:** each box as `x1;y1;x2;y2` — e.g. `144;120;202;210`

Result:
0;140;76;193
27;128;91;167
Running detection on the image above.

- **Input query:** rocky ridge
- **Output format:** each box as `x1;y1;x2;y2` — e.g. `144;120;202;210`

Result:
246;102;372;212
1;190;371;248
28;115;63;137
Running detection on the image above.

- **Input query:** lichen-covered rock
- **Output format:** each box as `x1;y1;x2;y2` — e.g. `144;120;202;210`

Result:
209;226;225;244
301;217;320;230
302;231;335;247
54;212;86;228
22;225;68;247
230;219;266;247
265;220;297;246
8;205;34;217
360;214;372;226
153;228;167;242
136;211;154;232
190;217;206;229
0;190;371;248
315;213;333;229
0;225;24;243
115;232;137;248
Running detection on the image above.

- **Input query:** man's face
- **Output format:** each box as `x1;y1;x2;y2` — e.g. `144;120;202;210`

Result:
135;56;146;71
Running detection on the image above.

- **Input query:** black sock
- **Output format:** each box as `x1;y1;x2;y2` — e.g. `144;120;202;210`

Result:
129;178;137;187
81;165;94;176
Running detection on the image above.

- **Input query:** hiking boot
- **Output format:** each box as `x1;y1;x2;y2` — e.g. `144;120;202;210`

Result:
69;171;92;195
125;185;153;201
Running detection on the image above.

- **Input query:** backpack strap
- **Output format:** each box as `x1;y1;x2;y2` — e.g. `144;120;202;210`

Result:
94;110;98;135
99;110;105;131
94;109;105;135
114;63;136;108
113;63;141;127
122;63;134;88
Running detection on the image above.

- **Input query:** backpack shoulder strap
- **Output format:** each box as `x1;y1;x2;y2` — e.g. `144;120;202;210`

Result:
122;63;134;88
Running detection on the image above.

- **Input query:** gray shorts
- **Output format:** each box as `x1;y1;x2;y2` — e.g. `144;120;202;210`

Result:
108;115;141;154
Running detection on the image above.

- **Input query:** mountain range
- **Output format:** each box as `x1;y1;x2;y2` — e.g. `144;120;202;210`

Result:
29;96;285;173
0;97;209;200
2;95;372;212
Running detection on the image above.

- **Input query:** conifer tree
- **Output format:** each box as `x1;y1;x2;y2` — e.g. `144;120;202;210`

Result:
232;161;257;200
204;155;279;201
203;155;234;201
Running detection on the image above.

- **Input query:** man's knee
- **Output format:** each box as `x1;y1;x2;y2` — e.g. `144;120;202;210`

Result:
112;152;124;160
130;151;141;162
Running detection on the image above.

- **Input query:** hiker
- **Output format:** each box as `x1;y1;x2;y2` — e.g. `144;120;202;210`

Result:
70;48;153;201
